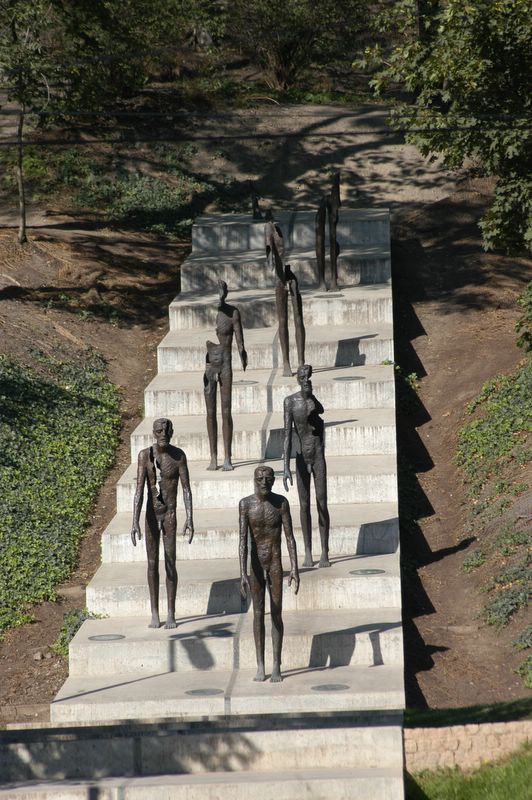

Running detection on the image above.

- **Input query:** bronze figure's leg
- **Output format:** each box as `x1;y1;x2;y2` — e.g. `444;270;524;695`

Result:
268;563;284;682
275;279;291;376
145;508;161;628
315;199;327;290
289;277;305;368
250;550;266;681
203;369;218;470
220;364;234;471
295;452;313;567
162;510;178;628
313;453;331;568
328;206;339;291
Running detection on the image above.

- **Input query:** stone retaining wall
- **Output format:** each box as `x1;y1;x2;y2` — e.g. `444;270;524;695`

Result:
404;720;532;772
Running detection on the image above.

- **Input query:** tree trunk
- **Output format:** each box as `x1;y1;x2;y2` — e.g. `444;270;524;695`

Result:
16;108;27;245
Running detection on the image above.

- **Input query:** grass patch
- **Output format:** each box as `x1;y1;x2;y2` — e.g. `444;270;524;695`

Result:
0;350;120;636
407;742;532;800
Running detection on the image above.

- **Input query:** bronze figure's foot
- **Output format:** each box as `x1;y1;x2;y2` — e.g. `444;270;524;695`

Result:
207;458;218;471
303;553;314;568
282;365;292;377
254;666;266;682
165;614;177;629
270;667;283;683
222;458;234;471
148;613;161;629
318;554;331;568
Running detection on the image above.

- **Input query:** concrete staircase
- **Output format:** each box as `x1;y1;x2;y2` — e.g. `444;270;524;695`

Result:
1;209;404;798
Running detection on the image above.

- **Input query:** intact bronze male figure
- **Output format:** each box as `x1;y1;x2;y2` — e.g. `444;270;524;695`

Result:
265;219;306;377
204;280;247;471
283;364;331;568
131;418;194;629
239;466;299;682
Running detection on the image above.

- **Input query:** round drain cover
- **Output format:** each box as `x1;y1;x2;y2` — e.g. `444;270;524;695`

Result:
349;569;386;576
88;634;125;642
311;683;350;692
185;688;224;697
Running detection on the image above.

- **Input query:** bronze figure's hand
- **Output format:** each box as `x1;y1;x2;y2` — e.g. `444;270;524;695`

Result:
131;521;141;546
240;574;250;599
283;466;293;492
183;520;194;544
288;570;300;595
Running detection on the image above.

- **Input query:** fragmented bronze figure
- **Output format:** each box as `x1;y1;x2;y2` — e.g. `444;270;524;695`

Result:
283;364;331;568
315;172;341;290
131;418;194;629
315;195;327;290
265;220;306;377
204;280;248;471
239;466;299;682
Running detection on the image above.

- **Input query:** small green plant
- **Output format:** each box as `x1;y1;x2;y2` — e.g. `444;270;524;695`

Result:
52;608;104;657
513;626;532;651
483;586;529;628
462;548;486;572
515;283;532;352
514;656;532;690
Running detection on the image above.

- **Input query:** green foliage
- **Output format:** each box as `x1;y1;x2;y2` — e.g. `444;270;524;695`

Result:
52;608;104;657
407;742;532;800
456;361;532;495
513;626;532;651
515;283;532;353
0;351;120;636
462;548;486;573
404;698;532;728
483;586;529;628
514;656;532;689
362;0;532;253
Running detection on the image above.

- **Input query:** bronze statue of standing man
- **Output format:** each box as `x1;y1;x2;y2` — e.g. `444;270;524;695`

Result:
239;466;299;682
283;364;331;568
204;280;247;471
131;418;194;629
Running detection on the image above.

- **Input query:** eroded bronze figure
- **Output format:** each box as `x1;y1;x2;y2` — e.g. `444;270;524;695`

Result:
204;280;247;471
315;195;327;290
239;465;299;682
283;364;331;568
265;220;306;377
315;172;341;290
131;418;194;629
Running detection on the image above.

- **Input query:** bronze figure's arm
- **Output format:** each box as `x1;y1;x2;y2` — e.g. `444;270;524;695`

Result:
239;498;250;598
283;396;294;491
178;451;194;543
233;307;248;371
281;499;299;594
131;450;147;546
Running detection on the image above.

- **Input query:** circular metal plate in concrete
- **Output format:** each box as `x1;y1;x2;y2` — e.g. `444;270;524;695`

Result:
185;688;224;697
333;376;363;382
88;634;126;642
349;568;386;576
311;683;350;692
234;380;258;385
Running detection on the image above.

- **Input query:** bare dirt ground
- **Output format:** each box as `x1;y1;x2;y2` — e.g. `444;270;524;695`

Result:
0;104;530;725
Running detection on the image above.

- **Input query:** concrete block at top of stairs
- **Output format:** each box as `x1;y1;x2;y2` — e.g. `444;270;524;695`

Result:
0;768;405;800
169;285;393;331
191;209;390;253
86;553;401;618
144;365;395;418
116;455;398;513
101;503;399;563
180;248;390;292
156;323;394;373
68;607;403;677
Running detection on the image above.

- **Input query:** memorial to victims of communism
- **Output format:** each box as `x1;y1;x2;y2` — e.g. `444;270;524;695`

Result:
8;176;405;797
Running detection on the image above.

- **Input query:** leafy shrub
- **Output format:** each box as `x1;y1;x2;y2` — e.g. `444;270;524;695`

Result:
483;586;529;628
515;282;532;353
514;656;532;689
0;351;120;636
52;608;104;657
513;626;532;651
462;549;486;573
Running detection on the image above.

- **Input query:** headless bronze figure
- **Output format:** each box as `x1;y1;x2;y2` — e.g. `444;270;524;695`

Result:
283;364;331;568
239;465;299;682
315;172;341;291
265;219;306;377
204;280;247;471
131;418;194;629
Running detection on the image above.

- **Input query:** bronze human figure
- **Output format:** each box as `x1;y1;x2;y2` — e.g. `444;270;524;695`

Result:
131;418;194;629
239;465;299;682
265;220;306;377
283;364;331;568
204;280;247;471
327;172;341;291
315;195;327;290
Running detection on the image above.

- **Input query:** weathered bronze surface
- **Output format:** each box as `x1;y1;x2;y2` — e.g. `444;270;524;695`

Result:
328;171;341;291
315;195;327;290
283;364;331;568
239;466;299;682
265;220;306;377
204;280;247;471
131;418;194;629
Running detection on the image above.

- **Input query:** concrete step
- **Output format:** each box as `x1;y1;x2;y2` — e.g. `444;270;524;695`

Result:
86;553;401;618
130;407;397;462
157;323;394;373
144;364;395;417
101;503;399;563
181;247;390;292
192;209;390;252
50;661;404;723
170;285;393;330
116;454;398;511
69;608;403;677
1;767;405;799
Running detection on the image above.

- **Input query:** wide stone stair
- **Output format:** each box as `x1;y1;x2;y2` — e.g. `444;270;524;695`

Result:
1;209;404;799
